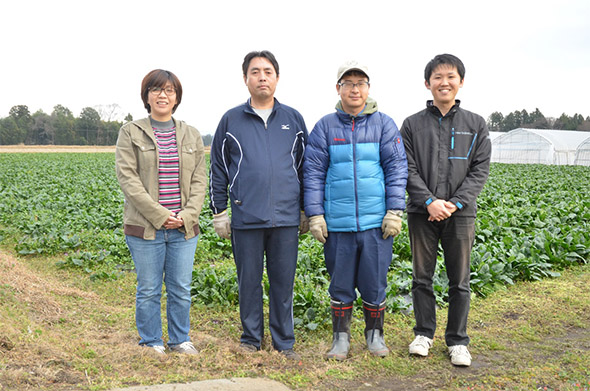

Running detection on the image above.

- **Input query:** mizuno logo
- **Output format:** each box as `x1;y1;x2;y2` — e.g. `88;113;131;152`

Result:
281;124;290;130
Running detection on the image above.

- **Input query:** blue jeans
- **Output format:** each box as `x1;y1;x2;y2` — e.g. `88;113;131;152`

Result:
126;229;198;347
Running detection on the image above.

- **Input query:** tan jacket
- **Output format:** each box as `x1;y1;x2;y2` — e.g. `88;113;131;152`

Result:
115;117;207;240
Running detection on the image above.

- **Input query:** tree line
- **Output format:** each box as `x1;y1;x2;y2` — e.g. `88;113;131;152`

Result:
2;105;589;147
486;108;590;132
0;105;129;146
0;104;215;146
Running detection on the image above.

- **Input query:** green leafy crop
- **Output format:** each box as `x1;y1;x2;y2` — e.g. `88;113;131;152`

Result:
0;153;588;330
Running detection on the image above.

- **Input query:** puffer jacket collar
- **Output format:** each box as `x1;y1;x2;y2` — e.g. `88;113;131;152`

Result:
335;97;378;123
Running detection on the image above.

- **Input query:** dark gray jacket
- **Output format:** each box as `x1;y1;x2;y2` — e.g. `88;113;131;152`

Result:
400;101;491;217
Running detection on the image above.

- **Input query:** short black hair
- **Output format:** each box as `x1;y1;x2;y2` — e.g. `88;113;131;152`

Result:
242;50;279;76
424;54;465;82
140;69;182;114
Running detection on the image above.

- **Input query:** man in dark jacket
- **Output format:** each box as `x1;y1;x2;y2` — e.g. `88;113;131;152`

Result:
209;50;308;360
304;61;408;360
400;54;491;367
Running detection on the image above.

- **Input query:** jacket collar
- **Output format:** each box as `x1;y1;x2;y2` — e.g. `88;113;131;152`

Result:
335;97;378;121
426;100;461;118
135;116;185;145
245;97;281;114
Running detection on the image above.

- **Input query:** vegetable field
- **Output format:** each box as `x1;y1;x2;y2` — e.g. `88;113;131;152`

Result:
0;153;588;331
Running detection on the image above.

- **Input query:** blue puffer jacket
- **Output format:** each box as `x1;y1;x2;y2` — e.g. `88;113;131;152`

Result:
209;99;308;229
304;98;408;232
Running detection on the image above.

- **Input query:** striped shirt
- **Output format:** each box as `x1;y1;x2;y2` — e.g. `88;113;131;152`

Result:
150;118;181;214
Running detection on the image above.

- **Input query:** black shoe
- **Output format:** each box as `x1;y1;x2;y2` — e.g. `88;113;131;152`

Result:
280;349;301;361
239;342;259;352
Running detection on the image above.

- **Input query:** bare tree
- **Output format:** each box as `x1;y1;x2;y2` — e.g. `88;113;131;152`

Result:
94;103;124;122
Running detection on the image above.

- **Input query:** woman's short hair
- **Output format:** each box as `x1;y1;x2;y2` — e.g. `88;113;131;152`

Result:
140;69;183;114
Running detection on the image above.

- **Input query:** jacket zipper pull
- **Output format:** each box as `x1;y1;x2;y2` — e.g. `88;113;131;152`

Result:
451;127;455;150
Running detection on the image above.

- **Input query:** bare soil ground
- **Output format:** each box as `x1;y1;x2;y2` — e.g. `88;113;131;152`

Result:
0;145;211;154
0;145;116;153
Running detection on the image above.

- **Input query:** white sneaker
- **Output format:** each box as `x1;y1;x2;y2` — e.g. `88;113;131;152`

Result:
170;341;198;355
448;345;471;366
409;335;433;357
151;345;166;354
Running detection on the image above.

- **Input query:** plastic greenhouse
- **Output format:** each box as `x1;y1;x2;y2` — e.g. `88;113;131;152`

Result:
489;131;503;142
491;128;590;165
574;136;590;166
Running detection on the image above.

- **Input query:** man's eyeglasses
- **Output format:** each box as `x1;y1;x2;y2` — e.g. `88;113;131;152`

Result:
149;86;176;96
338;81;370;90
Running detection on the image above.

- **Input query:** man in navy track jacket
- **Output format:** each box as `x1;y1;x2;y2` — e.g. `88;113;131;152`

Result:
209;50;308;360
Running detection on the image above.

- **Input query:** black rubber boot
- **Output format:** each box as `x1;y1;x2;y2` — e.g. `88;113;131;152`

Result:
363;300;389;357
325;299;353;361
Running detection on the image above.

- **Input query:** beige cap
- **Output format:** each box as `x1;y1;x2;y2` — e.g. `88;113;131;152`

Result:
337;60;369;82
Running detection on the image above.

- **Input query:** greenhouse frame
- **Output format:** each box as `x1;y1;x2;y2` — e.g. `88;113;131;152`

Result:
574;136;590;166
491;128;590;165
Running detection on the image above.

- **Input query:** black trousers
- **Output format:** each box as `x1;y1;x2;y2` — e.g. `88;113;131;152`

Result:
408;213;475;346
231;226;298;351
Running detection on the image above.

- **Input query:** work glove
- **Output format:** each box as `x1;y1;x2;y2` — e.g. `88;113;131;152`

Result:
381;210;403;239
213;210;231;239
299;210;309;234
309;215;328;244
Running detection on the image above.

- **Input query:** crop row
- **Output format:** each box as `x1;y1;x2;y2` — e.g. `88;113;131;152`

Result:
0;153;588;329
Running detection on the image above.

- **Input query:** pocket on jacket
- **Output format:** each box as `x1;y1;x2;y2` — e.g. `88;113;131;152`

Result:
131;137;157;168
449;132;477;160
181;143;197;172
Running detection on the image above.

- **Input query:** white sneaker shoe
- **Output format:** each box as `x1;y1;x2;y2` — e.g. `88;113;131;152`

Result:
170;341;198;355
151;345;166;354
409;335;433;357
448;345;471;366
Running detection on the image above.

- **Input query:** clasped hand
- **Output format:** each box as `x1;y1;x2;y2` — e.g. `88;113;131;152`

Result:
426;200;457;222
163;212;184;229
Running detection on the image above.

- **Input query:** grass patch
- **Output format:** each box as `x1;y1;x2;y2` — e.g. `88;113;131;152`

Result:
1;249;589;390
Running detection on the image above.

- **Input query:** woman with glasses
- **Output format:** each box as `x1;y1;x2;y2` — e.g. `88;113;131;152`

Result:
115;69;207;355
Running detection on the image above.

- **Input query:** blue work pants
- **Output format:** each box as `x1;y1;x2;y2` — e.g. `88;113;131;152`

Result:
324;228;394;305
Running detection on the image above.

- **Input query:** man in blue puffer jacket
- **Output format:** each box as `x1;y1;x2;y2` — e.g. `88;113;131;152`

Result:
304;61;408;360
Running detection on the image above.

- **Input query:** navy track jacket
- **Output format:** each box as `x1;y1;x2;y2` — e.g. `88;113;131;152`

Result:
209;99;308;229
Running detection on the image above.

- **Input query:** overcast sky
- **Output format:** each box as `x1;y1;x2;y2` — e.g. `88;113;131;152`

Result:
2;0;589;135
